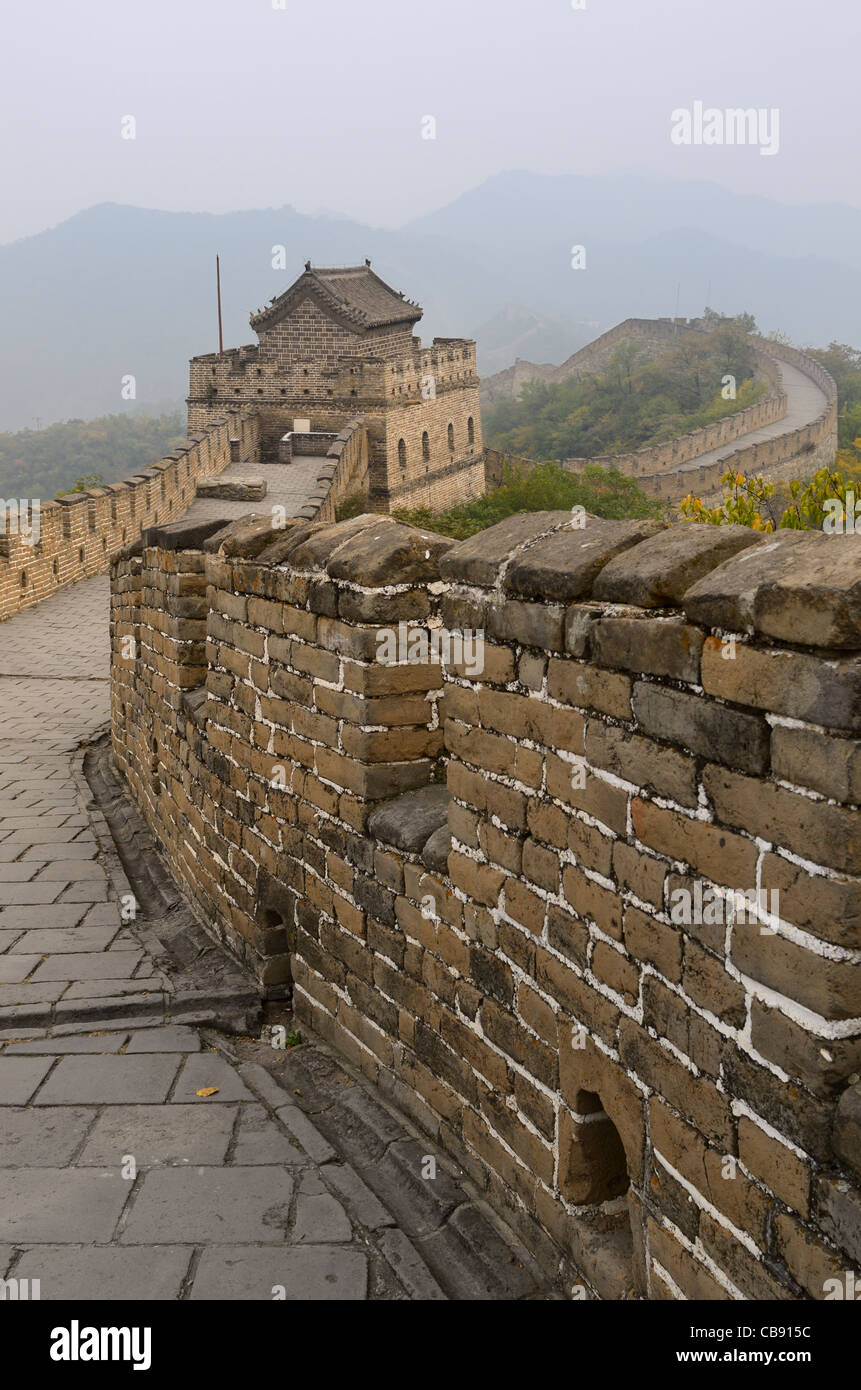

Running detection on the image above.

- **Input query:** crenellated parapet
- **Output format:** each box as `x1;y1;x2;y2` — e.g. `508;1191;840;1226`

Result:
0;412;260;621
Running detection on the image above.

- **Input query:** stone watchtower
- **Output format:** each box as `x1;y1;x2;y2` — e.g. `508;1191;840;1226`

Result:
187;261;484;512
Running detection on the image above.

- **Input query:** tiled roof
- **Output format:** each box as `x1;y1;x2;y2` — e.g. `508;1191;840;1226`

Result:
251;263;422;333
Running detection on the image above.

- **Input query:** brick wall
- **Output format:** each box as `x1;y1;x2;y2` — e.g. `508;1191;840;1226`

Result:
0;412;259;623
110;509;861;1301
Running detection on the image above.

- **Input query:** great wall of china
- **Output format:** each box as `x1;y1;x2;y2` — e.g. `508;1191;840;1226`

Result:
0;314;839;625
482;318;839;503
1;283;858;1302
109;506;861;1300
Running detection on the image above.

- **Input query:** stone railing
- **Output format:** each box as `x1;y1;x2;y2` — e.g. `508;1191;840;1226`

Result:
110;509;860;1301
278;431;340;463
0;411;260;622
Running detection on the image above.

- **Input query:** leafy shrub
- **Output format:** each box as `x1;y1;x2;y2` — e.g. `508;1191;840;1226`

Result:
394;460;665;539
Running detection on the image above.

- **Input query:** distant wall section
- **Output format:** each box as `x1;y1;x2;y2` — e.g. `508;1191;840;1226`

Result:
0;412;259;622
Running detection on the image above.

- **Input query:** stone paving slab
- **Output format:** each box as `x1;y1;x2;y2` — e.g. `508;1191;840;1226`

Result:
0;982;69;1006
63;978;165;1001
0;955;42;983
232;1104;304;1165
11;1245;193;1301
34;1053;184;1105
126;1026;200;1052
120;1167;296;1245
189;1245;369;1301
0;906;91;931
0;1055;54;1103
171;1053;255;1103
0;1168;130;1242
7;928;119;954
0;1107;94;1165
30;951;144;982
3;1034;128;1054
78;1105;238;1167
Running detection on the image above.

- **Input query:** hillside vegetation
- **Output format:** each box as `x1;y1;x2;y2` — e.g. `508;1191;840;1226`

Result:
485;322;765;459
807;342;861;446
0;412;186;499
393;461;665;540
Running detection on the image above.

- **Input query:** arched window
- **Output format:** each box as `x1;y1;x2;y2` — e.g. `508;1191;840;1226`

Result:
422;430;430;462
398;438;407;471
467;416;475;446
447;422;455;453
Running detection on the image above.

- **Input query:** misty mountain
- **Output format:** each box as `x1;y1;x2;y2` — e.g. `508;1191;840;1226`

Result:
2;173;861;433
472;305;601;377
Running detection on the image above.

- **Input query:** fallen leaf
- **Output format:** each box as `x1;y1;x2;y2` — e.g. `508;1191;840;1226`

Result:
196;1087;219;1098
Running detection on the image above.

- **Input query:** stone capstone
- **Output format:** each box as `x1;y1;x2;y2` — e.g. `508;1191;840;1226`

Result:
439;512;574;587
593;523;766;607
367;785;450;856
195;477;268;502
834;1083;861;1181
421;824;452;873
682;529;812;634
326;523;455;587
505;519;666;602
205;514;286;558
143;517;232;552
684;529;861;649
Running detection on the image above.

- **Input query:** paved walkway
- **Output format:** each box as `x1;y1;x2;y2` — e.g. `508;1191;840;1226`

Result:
0;578;548;1300
184;457;329;524
674;360;830;479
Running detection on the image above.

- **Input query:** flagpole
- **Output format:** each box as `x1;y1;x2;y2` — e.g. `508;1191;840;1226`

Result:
216;254;224;356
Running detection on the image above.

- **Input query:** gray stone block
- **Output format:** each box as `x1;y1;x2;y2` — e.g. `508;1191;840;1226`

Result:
195;477;267;502
0;1055;53;1103
232;1104;304;1165
292;1190;352;1244
126;1026;200;1052
422;825;451;873
190;1245;368;1300
276;1106;336;1164
683;529;818;634
595;522;766;608
34;1054;183;1105
11;1245;192;1301
376;1228;446;1300
0;1168;129;1242
120;1166;294;1244
368;785;450;854
171;1054;255;1103
323;1163;396;1231
78;1103;236;1167
632;681;770;775
506;519;665;602
29;951;143;982
0;1106;94;1165
440;511;573;587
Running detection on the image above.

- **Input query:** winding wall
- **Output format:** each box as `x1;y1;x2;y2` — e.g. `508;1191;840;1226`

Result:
482;320;838;503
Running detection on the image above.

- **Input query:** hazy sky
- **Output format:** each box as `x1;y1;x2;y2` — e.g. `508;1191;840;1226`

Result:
2;0;857;244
